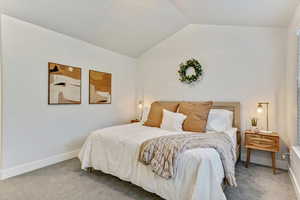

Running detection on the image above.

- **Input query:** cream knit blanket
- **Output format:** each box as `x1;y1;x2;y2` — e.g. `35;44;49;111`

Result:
139;132;237;187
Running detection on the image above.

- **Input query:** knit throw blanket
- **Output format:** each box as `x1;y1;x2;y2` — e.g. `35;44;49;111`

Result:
139;132;237;187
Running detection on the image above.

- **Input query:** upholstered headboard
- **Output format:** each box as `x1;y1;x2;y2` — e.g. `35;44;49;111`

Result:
154;101;241;130
155;101;240;129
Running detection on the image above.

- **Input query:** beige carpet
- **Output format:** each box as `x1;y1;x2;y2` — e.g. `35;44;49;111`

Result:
0;158;296;200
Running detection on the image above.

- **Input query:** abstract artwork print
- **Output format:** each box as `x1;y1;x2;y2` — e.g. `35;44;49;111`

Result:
89;70;111;104
48;62;81;104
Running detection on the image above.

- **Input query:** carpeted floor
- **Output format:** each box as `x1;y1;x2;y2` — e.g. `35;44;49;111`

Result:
0;158;296;200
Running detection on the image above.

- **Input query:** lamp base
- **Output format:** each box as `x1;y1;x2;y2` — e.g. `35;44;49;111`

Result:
259;130;273;134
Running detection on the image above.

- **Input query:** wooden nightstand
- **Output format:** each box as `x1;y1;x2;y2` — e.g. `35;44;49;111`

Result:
244;131;280;174
131;119;140;123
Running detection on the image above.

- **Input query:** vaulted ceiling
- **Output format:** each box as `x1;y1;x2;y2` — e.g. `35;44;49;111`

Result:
1;0;299;57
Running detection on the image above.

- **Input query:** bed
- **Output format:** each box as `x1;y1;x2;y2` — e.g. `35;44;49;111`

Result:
79;102;241;200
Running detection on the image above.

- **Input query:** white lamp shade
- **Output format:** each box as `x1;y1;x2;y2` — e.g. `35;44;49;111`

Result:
257;106;264;113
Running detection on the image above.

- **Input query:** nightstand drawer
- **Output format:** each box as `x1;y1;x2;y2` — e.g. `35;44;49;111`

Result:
245;134;279;152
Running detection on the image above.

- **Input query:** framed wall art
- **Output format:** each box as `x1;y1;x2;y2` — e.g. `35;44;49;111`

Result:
48;62;81;104
89;70;112;104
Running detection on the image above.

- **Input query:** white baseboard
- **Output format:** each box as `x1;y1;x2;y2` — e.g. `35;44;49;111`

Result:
0;149;80;180
289;167;300;200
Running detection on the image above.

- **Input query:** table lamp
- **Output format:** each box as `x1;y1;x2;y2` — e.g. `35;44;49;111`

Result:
257;102;272;133
138;100;144;120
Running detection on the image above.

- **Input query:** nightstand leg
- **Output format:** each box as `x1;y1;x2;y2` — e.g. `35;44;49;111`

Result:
246;148;251;168
272;152;276;174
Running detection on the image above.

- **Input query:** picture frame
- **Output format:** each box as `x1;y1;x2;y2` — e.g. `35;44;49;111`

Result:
48;62;81;105
89;70;112;104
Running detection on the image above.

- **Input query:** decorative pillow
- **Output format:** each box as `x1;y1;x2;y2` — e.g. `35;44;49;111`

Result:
206;109;233;132
144;101;179;127
177;101;213;132
161;109;187;132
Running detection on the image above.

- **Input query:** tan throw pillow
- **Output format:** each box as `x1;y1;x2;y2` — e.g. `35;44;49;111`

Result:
144;101;179;128
178;101;213;132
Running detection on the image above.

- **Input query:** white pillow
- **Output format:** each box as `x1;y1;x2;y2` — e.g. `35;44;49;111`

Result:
141;107;150;123
161;109;187;132
206;109;233;132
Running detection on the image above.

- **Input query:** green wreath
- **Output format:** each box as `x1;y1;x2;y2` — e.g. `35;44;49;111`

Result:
178;58;202;84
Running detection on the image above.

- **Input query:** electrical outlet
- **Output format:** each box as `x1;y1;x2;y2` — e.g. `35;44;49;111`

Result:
281;153;290;160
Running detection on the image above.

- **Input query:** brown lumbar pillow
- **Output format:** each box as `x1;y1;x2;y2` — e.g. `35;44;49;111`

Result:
144;101;179;128
177;101;213;132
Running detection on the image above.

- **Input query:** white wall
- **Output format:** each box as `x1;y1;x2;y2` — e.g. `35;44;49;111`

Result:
138;24;288;168
286;5;300;199
286;4;300;147
1;15;137;169
0;13;3;170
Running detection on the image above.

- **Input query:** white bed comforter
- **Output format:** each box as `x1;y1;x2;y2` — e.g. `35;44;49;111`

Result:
79;123;236;200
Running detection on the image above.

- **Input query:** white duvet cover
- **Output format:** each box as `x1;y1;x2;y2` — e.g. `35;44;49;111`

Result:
79;123;236;200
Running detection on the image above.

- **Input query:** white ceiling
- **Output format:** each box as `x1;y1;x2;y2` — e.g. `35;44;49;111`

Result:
1;0;299;58
171;0;299;27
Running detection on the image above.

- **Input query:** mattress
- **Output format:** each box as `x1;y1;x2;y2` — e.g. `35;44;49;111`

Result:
79;123;237;200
